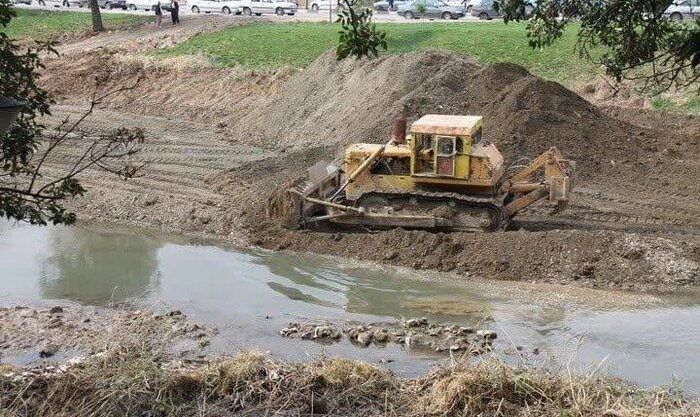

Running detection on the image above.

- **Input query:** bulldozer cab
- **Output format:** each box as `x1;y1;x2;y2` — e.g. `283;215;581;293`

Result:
410;115;482;180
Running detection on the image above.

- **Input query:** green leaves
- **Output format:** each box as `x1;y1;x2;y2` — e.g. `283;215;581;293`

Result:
336;0;388;60
495;0;699;91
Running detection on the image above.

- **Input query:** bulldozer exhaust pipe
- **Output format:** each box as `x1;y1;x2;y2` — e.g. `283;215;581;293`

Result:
391;115;407;144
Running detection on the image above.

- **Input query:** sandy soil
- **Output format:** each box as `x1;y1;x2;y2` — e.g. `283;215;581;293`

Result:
34;17;699;293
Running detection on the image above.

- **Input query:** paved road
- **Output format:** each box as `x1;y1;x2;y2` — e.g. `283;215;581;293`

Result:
11;2;489;21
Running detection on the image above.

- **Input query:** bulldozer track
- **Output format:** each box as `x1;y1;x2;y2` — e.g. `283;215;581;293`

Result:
352;190;507;232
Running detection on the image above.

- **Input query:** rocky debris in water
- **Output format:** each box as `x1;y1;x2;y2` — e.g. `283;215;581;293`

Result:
476;330;497;340
280;318;498;355
280;323;342;342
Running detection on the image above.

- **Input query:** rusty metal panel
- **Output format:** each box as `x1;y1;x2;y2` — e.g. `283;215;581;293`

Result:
436;156;454;176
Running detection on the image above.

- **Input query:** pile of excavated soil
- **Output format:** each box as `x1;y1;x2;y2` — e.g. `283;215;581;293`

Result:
38;46;700;292
224;50;697;186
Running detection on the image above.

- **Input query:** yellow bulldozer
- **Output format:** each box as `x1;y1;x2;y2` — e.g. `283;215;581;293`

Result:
272;114;575;232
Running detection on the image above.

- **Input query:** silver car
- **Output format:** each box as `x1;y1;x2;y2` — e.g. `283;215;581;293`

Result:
373;0;409;11
397;0;465;19
663;0;699;20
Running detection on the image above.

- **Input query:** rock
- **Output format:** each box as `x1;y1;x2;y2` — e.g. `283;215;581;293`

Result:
197;338;210;348
313;325;341;340
166;309;184;319
476;330;497;340
49;306;64;314
404;317;428;328
373;329;390;343
383;250;398;260
456;326;475;335
279;326;299;337
356;331;373;347
39;343;59;358
47;317;63;329
406;334;431;348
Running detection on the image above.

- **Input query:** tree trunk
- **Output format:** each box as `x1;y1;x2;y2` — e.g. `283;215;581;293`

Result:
90;0;104;32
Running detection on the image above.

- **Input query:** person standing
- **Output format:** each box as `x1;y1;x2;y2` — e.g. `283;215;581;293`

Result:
171;0;180;25
388;0;394;10
154;1;163;29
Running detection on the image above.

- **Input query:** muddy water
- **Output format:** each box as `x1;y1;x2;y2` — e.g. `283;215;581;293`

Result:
1;222;699;394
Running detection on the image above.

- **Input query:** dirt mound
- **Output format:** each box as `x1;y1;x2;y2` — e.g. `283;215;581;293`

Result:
224;49;695;187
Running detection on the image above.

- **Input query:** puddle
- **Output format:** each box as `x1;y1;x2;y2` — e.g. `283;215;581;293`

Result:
0;222;698;393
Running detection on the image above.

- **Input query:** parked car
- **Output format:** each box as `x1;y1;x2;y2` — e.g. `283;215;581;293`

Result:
663;0;699;20
239;0;296;15
308;0;337;11
189;0;241;13
79;0;127;9
373;0;409;11
125;0;171;10
469;0;499;18
397;0;465;19
37;0;82;6
471;0;531;19
462;0;479;12
9;0;34;5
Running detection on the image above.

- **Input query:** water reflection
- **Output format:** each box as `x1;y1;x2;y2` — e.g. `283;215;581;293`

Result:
256;251;497;323
39;227;162;304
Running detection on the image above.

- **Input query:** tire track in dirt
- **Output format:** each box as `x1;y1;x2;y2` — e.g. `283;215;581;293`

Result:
41;104;275;243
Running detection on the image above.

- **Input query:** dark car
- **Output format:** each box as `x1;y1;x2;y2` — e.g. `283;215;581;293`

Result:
397;0;465;19
470;0;531;19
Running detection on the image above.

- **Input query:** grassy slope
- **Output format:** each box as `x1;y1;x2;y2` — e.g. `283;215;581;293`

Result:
5;9;147;41
160;21;597;85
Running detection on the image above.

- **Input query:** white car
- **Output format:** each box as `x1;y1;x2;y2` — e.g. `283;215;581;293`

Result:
37;0;82;6
239;0;297;15
125;0;171;10
663;0;699;20
309;0;335;11
189;0;242;13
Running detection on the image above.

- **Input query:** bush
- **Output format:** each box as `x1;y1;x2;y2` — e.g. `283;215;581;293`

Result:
336;0;387;60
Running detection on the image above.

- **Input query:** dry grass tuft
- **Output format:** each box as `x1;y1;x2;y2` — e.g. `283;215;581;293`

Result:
218;350;266;381
1;345;696;417
316;357;387;386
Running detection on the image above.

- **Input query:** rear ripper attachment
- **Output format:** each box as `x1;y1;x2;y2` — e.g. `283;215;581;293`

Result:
275;114;575;233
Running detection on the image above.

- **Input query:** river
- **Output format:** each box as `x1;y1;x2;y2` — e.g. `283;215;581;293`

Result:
1;221;698;394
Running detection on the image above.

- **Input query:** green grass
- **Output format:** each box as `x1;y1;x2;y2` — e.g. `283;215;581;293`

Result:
5;9;148;41
652;95;700;114
159;21;598;85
